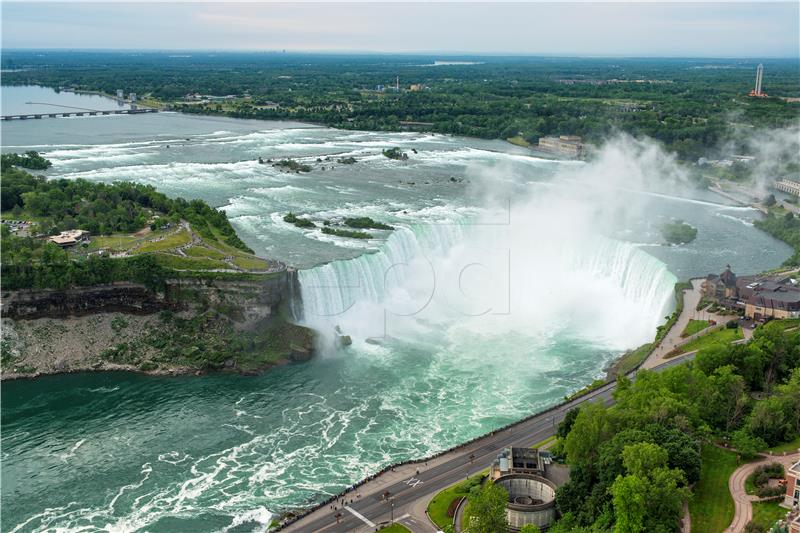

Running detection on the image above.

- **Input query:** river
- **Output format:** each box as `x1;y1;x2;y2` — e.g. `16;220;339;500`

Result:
1;85;792;532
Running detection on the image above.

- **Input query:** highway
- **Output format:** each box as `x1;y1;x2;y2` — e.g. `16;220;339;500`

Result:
280;353;694;533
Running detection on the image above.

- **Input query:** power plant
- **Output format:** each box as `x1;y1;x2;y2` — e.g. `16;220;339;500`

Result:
748;63;768;97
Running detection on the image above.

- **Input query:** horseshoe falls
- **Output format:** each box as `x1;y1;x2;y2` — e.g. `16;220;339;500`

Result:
299;221;678;356
2;105;793;533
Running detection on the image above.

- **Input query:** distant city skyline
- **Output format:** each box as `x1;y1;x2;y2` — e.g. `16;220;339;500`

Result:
2;2;799;58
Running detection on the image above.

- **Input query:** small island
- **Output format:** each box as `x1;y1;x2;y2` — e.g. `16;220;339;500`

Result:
344;216;393;230
661;220;698;245
273;159;312;173
283;212;316;228
322;227;371;239
283;213;392;239
382;147;408;160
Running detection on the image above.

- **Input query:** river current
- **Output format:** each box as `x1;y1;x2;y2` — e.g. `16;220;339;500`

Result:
1;86;792;532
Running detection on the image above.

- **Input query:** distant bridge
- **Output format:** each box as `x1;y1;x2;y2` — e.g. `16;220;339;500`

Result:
2;104;159;121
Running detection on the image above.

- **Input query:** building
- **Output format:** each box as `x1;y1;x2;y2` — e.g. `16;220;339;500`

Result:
116;89;124;99
488;448;568;531
409;83;424;92
129;92;137;102
48;229;90;248
776;178;800;197
537;136;585;158
744;280;800;320
703;265;739;301
703;266;800;320
490;447;550;478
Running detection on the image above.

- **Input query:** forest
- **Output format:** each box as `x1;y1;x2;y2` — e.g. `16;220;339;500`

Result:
3;52;799;160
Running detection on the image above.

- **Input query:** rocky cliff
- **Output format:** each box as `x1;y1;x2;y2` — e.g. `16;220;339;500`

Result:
1;270;315;379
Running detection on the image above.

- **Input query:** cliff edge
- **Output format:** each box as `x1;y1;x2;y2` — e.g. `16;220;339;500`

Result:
1;269;315;379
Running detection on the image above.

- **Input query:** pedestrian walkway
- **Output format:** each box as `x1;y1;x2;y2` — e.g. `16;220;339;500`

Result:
644;278;733;369
725;451;800;532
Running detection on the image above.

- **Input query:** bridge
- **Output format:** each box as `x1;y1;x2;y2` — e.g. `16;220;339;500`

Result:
1;102;159;121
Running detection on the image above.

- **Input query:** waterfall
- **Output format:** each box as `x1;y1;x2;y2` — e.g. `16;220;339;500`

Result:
298;221;677;351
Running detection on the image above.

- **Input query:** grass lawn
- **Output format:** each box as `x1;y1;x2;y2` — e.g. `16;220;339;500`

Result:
232;255;269;270
184;245;226;260
89;234;140;251
377;524;411;533
670;327;743;356
745;472;757;495
689;445;739;533
764;435;800;454
532;435;557;449
607;342;654;377
426;473;484;530
154;254;227;270
136;228;192;253
751;500;789;530
682;319;710;337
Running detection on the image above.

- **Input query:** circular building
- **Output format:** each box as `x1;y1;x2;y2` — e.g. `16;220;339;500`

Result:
495;473;557;531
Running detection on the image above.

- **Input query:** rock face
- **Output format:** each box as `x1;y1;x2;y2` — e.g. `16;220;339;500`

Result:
1;282;172;319
1;270;316;379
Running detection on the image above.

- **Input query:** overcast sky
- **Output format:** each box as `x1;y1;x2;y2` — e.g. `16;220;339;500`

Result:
2;2;799;57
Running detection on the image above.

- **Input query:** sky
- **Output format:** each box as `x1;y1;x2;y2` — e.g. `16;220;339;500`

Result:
2;2;799;57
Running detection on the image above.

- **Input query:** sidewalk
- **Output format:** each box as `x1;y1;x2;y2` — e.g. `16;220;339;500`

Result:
644;278;730;369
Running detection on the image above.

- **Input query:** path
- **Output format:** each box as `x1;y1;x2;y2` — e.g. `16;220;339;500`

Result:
644;278;730;369
725;451;800;533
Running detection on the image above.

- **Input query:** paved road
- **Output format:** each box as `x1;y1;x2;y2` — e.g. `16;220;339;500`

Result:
280;355;694;533
725;451;800;533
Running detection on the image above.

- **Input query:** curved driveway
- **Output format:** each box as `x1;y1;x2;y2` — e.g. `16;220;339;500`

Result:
725;451;800;533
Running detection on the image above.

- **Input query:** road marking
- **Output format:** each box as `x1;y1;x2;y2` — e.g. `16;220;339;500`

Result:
344;506;375;527
404;477;423;488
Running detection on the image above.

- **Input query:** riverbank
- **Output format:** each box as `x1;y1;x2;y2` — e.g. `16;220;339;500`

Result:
1;275;315;381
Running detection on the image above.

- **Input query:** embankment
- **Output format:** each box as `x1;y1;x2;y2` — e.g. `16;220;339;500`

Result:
1;269;314;380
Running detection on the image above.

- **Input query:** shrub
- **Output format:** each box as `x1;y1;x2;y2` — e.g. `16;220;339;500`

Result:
111;316;129;332
745;522;766;533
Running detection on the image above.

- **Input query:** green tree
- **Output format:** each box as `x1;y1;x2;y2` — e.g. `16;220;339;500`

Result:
731;429;767;460
564;402;615;465
622;442;669;477
520;524;541;533
611;443;688;533
611;474;647;533
467;481;508;533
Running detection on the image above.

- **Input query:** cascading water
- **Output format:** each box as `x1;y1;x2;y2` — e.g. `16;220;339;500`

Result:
299;219;677;354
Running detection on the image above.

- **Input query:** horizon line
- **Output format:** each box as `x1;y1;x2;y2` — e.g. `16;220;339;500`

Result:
3;48;800;61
